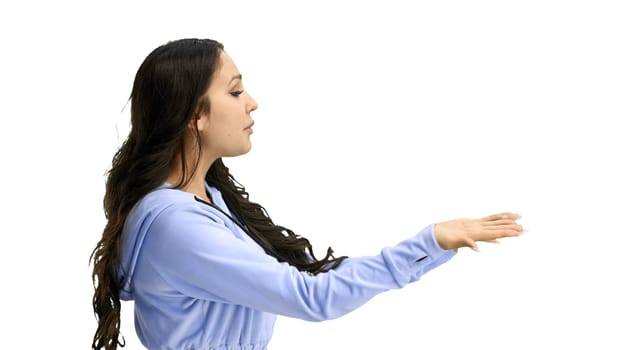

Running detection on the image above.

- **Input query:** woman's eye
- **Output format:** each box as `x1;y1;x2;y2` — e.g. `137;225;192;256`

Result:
230;90;244;97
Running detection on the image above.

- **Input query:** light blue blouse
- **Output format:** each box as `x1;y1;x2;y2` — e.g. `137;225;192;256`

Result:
118;182;456;349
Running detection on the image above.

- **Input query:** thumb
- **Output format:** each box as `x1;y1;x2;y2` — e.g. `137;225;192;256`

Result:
466;238;479;252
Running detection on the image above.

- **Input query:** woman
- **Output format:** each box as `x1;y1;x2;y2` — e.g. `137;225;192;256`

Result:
90;38;523;350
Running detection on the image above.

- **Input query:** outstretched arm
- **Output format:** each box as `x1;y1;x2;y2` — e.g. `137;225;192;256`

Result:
138;202;460;322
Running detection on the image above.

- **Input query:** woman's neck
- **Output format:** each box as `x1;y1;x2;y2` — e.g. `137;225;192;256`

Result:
166;152;216;204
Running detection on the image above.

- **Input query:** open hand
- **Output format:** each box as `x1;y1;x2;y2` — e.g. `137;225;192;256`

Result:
434;212;524;251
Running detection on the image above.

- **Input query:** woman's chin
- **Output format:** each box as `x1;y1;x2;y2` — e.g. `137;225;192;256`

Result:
227;144;252;157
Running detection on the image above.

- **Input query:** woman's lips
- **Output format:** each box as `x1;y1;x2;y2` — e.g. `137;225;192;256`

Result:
244;121;254;133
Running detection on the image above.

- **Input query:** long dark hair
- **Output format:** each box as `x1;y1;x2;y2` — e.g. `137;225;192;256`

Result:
90;38;346;350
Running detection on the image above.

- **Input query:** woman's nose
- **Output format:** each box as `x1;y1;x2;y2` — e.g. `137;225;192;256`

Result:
247;93;258;113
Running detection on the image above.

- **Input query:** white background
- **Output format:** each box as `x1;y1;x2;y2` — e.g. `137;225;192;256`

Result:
1;0;620;348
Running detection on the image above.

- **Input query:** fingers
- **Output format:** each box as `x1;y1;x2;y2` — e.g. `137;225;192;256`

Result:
482;212;521;221
483;224;523;232
473;225;523;242
480;213;523;234
482;219;520;227
460;213;526;251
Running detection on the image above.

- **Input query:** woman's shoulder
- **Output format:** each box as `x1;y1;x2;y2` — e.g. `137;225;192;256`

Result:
131;187;202;220
132;185;232;226
142;186;193;206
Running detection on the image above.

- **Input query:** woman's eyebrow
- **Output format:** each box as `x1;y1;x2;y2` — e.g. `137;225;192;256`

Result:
229;74;242;86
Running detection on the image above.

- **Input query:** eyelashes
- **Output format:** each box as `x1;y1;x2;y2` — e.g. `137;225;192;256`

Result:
230;90;244;97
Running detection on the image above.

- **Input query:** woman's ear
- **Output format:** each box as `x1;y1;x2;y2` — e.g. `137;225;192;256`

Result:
188;112;208;132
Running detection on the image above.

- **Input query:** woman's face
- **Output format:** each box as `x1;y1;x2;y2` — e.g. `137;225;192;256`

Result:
198;50;258;158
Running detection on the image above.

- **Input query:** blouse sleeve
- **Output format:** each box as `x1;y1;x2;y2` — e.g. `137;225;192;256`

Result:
139;201;456;322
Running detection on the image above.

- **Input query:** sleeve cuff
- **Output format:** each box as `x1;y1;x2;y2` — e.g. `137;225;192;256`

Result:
381;224;456;288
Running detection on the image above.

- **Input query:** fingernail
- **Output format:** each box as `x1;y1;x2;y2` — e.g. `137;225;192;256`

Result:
519;229;528;235
515;213;522;219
